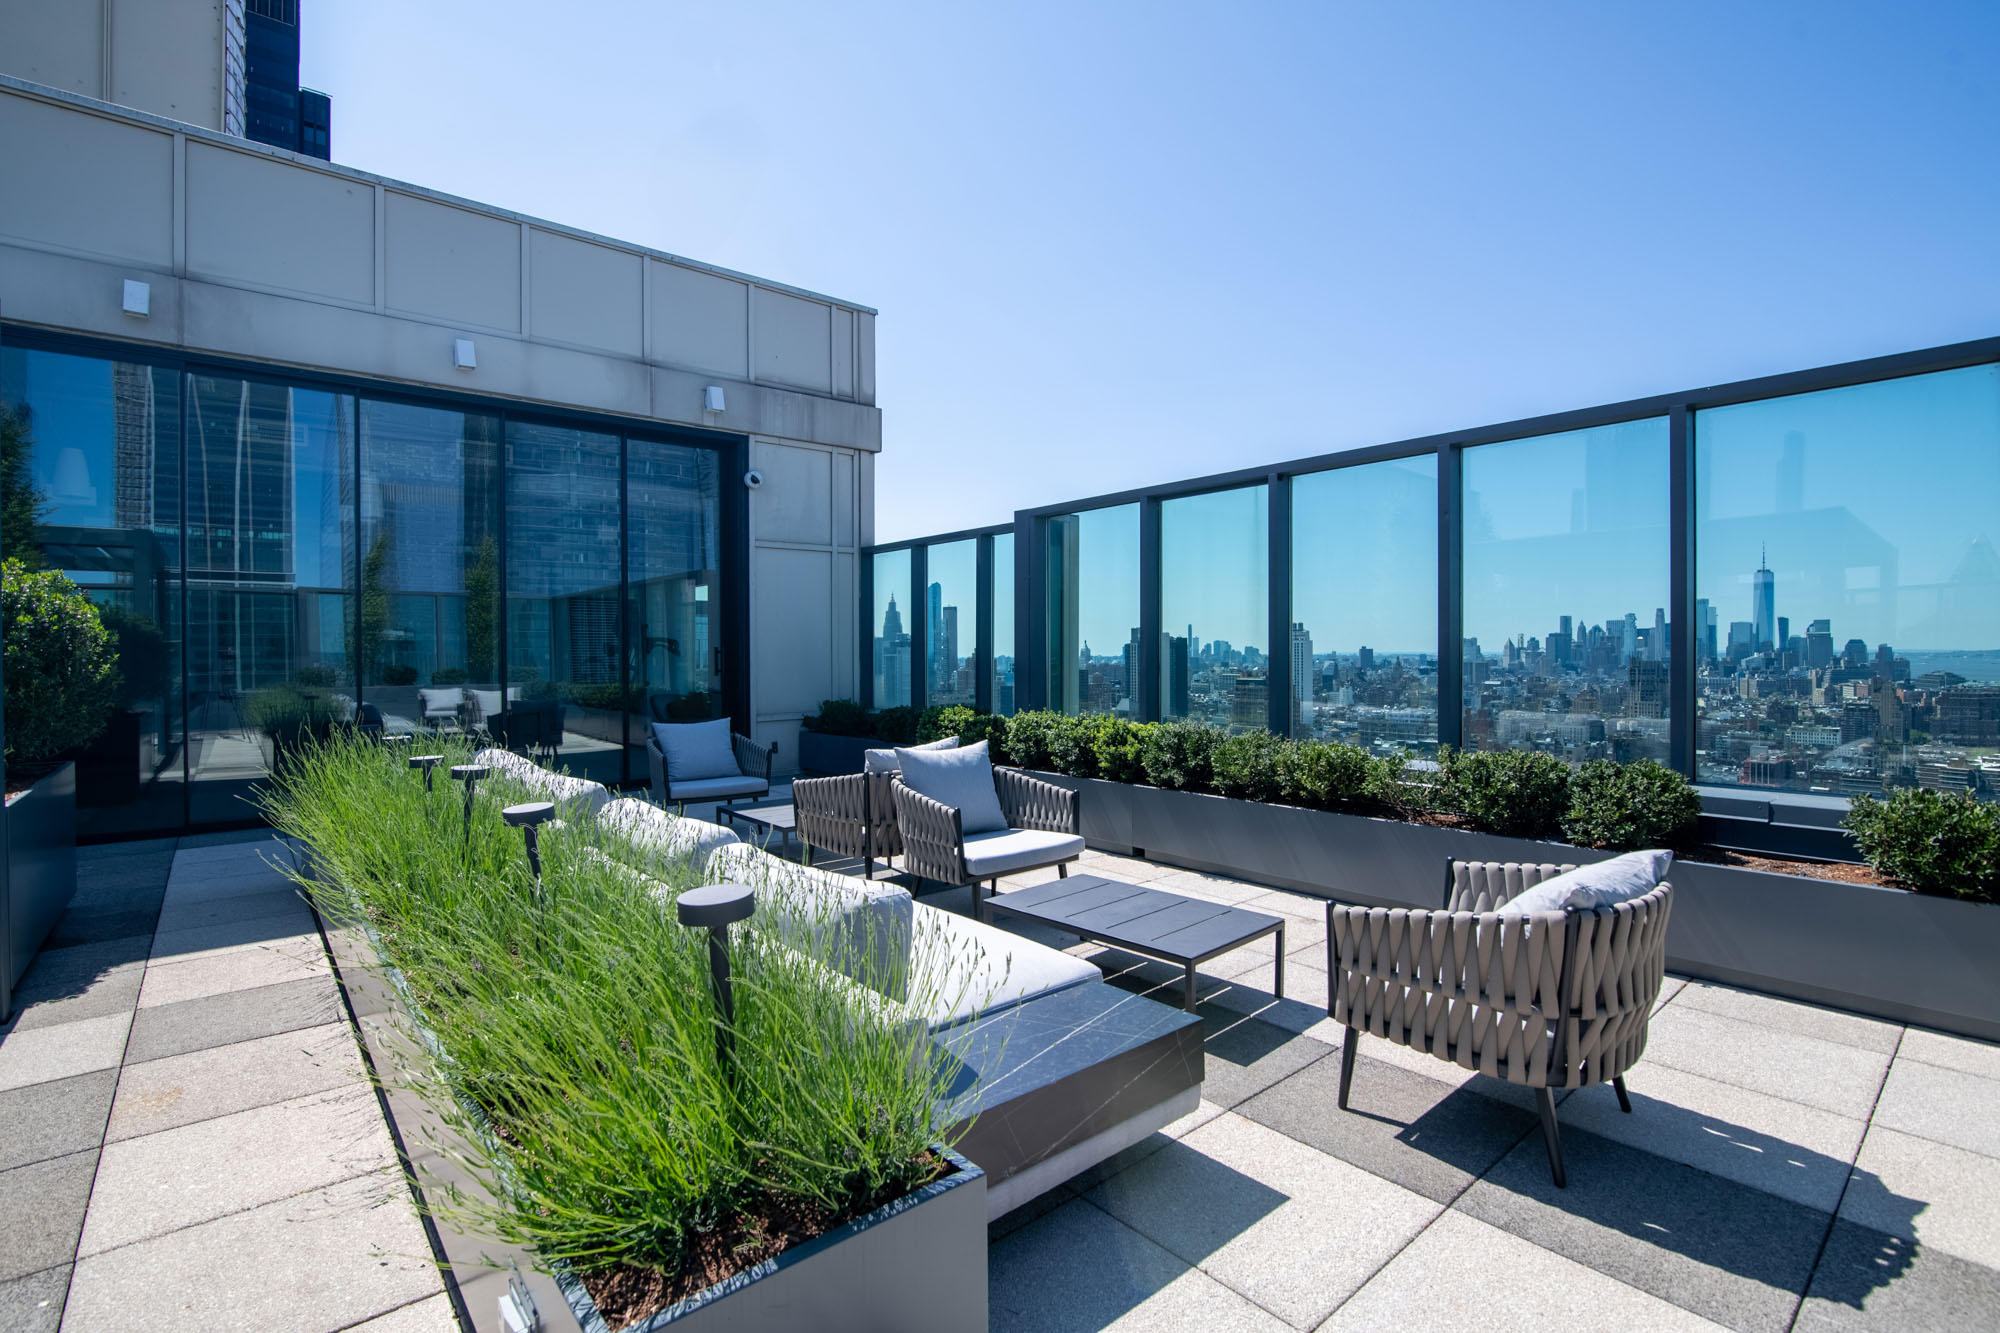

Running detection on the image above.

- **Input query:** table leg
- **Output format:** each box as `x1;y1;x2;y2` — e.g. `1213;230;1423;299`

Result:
1275;923;1285;1000
1183;961;1198;1014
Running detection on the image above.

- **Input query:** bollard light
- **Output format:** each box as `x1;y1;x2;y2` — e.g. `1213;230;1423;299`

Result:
408;754;444;792
451;763;490;847
502;801;557;884
677;882;755;1073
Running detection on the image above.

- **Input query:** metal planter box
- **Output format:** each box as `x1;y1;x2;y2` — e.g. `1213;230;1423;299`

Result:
796;731;874;776
1029;771;2000;1042
2;761;77;1021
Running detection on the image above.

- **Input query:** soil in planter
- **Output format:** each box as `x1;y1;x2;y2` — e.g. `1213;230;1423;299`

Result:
580;1152;953;1330
1679;846;1892;888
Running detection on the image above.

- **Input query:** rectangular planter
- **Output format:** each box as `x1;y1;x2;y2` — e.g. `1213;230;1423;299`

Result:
1029;771;2000;1043
2;761;77;1022
797;731;874;776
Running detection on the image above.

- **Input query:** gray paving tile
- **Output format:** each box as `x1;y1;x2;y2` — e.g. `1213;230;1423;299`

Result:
1896;1026;2000;1081
1086;1112;1439;1329
82;1084;397;1256
1871;1059;2000;1159
1057;1098;1227;1195
345;1293;458;1332
1642;1003;1890;1119
0;1263;69;1333
1235;1047;1540;1204
0;1014;132;1093
108;1021;363;1141
989;1182;1079;1243
78;836;177;862
1840;1126;2000;1269
1792;1218;2000;1332
1321;1208;1731;1332
0;1072;116;1172
6;938;152;1002
1671;980;1903;1054
123;976;343;1064
987;1197;1289;1333
152;887;314;938
1;964;143;1035
62;1168;440;1332
172;830;286;853
134;936;326;1009
158;868;298;909
0;1152;96;1282
148;908;320;967
1455;1125;1833;1333
40;905;161;952
1194;1006;1331;1110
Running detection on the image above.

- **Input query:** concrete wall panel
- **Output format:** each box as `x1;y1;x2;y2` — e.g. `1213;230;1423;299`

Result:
110;0;225;130
751;441;834;547
0;94;173;267
650;261;748;378
832;307;855;398
531;229;641;356
0;0;104;97
754;545;836;719
753;287;832;394
384;192;521;332
185;142;373;302
833;450;856;548
0;246;183;346
856;311;876;405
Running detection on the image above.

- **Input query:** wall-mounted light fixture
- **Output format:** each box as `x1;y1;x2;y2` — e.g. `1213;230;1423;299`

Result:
453;338;477;370
704;385;726;413
122;280;150;317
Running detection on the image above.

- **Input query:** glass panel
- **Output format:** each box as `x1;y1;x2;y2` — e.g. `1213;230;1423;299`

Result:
923;538;976;707
2;349;184;835
1462;418;1672;765
185;375;356;823
991;531;1016;715
870;548;912;709
1695;366;2000;796
1292;456;1439;754
627;437;724;781
358;400;501;739
1044;504;1141;716
506;422;622;783
1161;486;1268;730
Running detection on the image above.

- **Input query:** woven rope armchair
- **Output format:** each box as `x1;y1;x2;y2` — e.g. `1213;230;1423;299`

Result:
1325;860;1673;1187
892;768;1082;899
792;770;904;878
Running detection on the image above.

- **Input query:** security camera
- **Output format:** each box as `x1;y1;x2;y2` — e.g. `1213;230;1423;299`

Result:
743;469;764;490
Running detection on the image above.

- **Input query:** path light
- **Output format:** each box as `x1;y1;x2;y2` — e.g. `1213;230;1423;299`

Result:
408;754;444;792
677;882;755;1073
502;801;557;885
451;763;490;847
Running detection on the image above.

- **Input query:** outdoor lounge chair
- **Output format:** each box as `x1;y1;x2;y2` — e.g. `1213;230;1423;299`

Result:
890;742;1084;896
1325;859;1672;1187
793;738;958;878
647;717;776;815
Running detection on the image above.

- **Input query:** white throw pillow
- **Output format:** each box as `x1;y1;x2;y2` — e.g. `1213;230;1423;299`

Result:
863;736;959;774
652;719;739;782
896;740;1009;834
1498;850;1673;914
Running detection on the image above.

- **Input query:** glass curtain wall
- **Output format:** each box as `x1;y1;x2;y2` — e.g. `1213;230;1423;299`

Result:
185;375;356;821
870;548;913;709
1461;419;1672;764
357;401;503;737
2;349;185;835
991;531;1016;714
1292;456;1440;754
924;539;977;707
627;437;724;779
1044;504;1140;716
1695;366;2000;796
506;422;622;783
1160;486;1268;730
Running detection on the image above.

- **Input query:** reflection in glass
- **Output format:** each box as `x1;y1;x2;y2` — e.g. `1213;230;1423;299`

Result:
1292;457;1439;754
991;532;1016;715
1044;504;1140;716
1462;419;1671;765
871;548;912;709
507;422;622;782
924;539;976;707
2;349;184;834
1161;486;1267;730
1695;366;2000;796
358;401;502;737
627;438;723;781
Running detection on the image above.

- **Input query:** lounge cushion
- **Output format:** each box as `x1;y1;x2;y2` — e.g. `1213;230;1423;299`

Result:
705;843;914;993
418;687;461;718
474;748;611;818
667;775;770;801
908;905;1100;1030
896;740;1008;834
962;828;1086;879
1499;849;1673;914
600;797;739;868
863;736;958;774
653;718;739;781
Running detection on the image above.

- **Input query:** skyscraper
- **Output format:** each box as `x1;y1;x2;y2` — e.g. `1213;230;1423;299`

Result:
244;2;333;160
1289;622;1314;713
1753;546;1776;651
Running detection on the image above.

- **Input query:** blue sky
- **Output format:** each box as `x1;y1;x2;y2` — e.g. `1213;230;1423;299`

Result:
304;2;2000;655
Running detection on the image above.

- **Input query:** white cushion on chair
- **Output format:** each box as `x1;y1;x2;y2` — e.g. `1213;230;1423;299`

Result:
1499;849;1672;914
962;828;1085;878
896;740;1008;834
653;719;739;781
667;775;769;802
418;687;461;718
863;736;957;773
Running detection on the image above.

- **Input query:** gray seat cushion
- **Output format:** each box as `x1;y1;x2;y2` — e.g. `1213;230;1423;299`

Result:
908;904;1100;1030
704;843;914;993
653;718;739;781
896;740;1008;834
962;828;1086;878
600;797;740;868
666;775;769;801
863;736;958;774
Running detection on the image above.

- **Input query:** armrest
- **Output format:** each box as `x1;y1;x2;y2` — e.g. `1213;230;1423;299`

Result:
1326;903;1567;1021
647;733;668;802
733;731;776;782
792;773;869;858
994;767;1078;835
890;779;967;884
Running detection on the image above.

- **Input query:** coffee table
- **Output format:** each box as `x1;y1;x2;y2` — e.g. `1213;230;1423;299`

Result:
720;802;801;857
980;874;1286;1013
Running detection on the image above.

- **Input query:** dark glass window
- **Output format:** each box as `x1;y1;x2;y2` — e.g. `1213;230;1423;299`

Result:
628;438;725;778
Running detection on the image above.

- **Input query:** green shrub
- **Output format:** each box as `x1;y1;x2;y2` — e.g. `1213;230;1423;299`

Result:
559;681;627;711
2;559;117;766
382;663;420;686
1090;717;1152;784
1437;746;1571;839
1277;738;1375;810
916;704;977;743
431;667;470;686
803;698;869;735
1044;712;1099;777
1563;759;1701;850
1142;719;1223;792
1845;789;2000;902
1003;710;1064;771
97;604;170;707
870;706;921;745
1211;730;1286;802
959;712;1011;765
1;406;49;568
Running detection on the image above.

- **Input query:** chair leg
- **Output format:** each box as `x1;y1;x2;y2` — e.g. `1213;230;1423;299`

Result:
1057;862;1068;878
1338;1026;1359;1110
1535;1088;1567;1189
1613;1074;1632;1114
